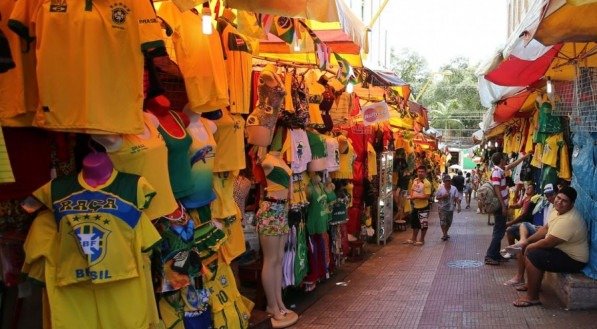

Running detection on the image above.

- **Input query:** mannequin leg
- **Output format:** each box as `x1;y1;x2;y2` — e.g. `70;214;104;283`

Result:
275;234;289;313
260;234;285;320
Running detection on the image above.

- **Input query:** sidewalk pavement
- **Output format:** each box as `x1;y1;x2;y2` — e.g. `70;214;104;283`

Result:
292;200;597;329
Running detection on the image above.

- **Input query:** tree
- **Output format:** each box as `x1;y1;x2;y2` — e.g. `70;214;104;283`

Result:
389;48;429;95
429;100;465;139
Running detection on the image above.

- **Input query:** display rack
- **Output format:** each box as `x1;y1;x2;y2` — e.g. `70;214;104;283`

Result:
377;151;394;245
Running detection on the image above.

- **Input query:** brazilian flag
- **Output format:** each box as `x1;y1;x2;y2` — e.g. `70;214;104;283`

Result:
271;16;295;44
334;53;354;85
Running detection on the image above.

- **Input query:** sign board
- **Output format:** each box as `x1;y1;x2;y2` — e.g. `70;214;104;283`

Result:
361;101;389;126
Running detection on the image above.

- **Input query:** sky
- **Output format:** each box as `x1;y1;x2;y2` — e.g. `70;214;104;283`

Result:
373;0;508;69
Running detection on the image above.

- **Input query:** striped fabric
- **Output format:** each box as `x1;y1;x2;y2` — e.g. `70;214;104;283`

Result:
491;166;509;202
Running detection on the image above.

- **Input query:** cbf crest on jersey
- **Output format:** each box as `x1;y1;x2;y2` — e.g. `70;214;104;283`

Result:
110;2;131;25
72;223;111;265
49;0;67;12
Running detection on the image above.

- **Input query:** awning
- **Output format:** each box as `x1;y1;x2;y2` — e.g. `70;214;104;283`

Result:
229;0;367;53
493;90;533;123
362;69;408;87
255;52;363;68
534;0;597;45
226;0;339;22
485;44;563;87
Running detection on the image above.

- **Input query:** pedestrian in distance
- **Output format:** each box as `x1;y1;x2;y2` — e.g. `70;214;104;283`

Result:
435;174;460;241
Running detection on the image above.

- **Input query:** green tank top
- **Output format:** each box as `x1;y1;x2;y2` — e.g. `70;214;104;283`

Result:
158;111;194;199
307;182;329;234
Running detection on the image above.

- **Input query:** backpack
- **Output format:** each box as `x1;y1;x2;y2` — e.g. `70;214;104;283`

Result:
476;182;501;213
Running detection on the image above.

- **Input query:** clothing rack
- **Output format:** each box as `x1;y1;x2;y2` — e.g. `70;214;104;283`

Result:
252;55;336;76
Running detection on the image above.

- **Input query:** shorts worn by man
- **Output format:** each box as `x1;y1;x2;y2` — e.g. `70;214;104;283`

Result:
512;186;588;308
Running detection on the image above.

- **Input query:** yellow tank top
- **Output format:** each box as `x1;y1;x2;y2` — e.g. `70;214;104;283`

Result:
263;153;292;194
333;139;355;180
108;114;178;219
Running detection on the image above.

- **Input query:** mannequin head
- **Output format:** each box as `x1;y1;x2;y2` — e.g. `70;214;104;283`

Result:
82;152;114;187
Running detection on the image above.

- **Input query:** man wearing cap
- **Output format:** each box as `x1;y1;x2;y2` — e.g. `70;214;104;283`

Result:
511;186;588;307
435;174;460;241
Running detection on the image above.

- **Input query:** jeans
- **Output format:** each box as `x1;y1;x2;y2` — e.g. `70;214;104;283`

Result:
485;209;506;260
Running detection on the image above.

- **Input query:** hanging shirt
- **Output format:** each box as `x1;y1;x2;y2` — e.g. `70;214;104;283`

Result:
366;142;377;180
283;129;312;173
180;117;218;209
307;181;329;235
107;113;178;219
0;0;37;127
212;108;246;172
157;2;229;113
159;111;195;199
203;259;254;329
332;139;355;180
324;135;340;173
9;0;164;134
217;18;252;114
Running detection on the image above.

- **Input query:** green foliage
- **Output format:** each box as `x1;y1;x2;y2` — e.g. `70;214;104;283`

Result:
389;50;485;133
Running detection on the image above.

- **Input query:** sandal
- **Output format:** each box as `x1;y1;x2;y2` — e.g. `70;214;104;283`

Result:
414;241;424;246
402;240;414;245
512;299;541;307
484;258;500;266
503;278;524;286
515;285;528;291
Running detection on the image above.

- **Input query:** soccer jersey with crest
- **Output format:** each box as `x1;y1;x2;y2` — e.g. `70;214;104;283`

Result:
0;0;38;127
9;0;165;134
26;186;162;329
33;170;160;286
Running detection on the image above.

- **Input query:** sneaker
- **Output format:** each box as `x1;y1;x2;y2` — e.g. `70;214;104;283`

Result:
506;245;523;255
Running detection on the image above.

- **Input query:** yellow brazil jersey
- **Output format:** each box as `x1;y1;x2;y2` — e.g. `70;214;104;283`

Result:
203;258;254;329
217;17;253;115
25;191;161;329
107;113;178;220
212;171;238;220
219;203;247;264
157;2;229;113
542;132;564;168
531;143;543;168
0;0;38;127
32;170;159;286
410;178;431;209
212;108;246;172
558;139;572;180
9;0;164;134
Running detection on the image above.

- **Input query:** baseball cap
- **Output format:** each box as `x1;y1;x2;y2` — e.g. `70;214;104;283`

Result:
543;183;555;195
442;174;451;181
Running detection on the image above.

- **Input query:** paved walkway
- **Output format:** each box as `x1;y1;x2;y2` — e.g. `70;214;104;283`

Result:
292;200;597;329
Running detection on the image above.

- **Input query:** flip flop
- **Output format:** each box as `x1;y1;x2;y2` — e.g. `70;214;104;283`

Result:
402;240;414;244
414;241;424;246
515;285;528;291
503;278;524;286
512;299;542;307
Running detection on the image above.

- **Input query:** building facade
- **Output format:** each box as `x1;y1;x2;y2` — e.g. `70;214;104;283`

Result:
507;0;532;36
346;0;389;69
